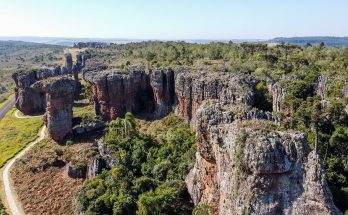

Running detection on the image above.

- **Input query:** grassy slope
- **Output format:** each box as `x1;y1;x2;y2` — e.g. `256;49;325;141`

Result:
0;108;43;168
0;200;7;215
0;94;14;109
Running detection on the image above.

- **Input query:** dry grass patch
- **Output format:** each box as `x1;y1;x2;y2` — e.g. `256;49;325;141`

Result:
11;138;92;215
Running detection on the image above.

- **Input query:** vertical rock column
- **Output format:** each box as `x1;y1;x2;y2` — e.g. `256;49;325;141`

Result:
149;68;176;118
64;53;73;73
31;78;76;142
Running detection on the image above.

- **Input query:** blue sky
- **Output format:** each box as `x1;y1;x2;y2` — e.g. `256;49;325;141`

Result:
0;0;347;39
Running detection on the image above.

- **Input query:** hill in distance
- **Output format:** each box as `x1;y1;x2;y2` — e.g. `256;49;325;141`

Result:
1;36;348;47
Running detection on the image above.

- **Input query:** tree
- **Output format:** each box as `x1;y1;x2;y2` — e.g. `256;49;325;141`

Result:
123;112;137;136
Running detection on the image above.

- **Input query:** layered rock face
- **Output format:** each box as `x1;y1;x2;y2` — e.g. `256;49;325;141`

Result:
84;69;154;120
149;68;176;118
186;101;341;215
85;68;256;122
32;78;76;142
84;68;176;120
175;70;256;124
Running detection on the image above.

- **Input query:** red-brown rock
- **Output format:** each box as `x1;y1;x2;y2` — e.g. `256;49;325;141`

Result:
31;77;76;142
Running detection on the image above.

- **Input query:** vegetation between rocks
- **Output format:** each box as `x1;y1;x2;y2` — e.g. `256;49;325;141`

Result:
77;114;196;214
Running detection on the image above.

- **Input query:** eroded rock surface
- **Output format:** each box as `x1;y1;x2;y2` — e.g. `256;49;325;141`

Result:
78;67;340;214
268;82;286;113
12;62;81;114
84;68;178;120
149;68;176;118
84;68;256;122
12;70;46;114
186;101;341;215
175;70;256;124
32;77;76;142
84;69;155;120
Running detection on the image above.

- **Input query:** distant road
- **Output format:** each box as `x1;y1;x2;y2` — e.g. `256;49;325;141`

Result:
0;97;15;121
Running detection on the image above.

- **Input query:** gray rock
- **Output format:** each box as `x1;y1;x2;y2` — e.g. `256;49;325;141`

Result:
186;101;341;215
73;121;105;135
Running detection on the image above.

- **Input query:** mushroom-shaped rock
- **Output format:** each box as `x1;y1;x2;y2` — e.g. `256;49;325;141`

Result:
31;77;76;142
12;70;46;114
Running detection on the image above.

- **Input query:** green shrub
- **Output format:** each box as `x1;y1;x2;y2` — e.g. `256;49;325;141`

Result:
77;114;196;214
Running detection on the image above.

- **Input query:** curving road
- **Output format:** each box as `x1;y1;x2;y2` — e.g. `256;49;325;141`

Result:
0;97;15;121
14;110;42;119
2;109;46;215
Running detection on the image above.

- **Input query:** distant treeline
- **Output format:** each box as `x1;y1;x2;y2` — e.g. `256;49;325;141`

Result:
268;37;348;47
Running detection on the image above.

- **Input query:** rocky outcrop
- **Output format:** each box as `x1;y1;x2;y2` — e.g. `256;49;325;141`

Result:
84;68;256;122
68;146;105;179
73;121;105;135
175;70;256;124
12;63;81;114
84;69;155;120
84;68;179;120
149;68;176;118
97;139;120;168
316;76;328;100
78;66;340;214
67;161;87;179
12;70;46;114
74;52;93;72
268;82;286;112
186;100;341;215
31;77;76;142
63;53;73;73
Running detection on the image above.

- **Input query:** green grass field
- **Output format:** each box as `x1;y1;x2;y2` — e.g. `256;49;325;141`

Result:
0;108;43;168
0;200;7;215
0;94;14;110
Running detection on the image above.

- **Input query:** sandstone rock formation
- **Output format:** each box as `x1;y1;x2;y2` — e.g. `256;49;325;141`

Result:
12;63;80;114
84;68;178;120
79;66;341;214
12;70;46;114
316;76;328;101
268;82;286;113
175;70;256;124
84;69;155;120
73;121;105;135
12;49;91;114
186;100;341;215
84;68;256;122
63;53;73;73
149;68;176;118
31;77;76;142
